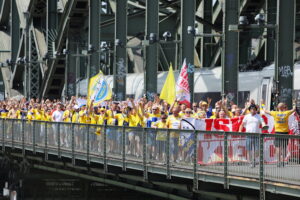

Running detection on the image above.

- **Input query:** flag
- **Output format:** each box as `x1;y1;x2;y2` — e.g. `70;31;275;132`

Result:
176;59;191;107
160;64;176;105
88;71;112;106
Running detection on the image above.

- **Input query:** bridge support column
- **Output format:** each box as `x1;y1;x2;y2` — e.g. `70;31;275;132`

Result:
222;0;239;104
11;0;20;74
265;0;277;63
201;0;213;68
46;0;57;57
113;0;127;101
276;0;295;108
64;37;76;99
181;0;195;103
88;0;100;79
144;0;159;101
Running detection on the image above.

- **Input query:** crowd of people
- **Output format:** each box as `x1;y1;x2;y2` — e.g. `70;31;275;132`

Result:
0;95;299;166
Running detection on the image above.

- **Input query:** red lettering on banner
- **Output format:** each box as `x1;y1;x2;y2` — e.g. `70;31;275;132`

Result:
214;119;230;132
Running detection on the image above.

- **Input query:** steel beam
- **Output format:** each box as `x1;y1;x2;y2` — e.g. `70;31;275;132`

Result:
113;0;127;101
266;0;276;63
276;0;295;108
181;0;195;103
29;30;40;98
10;0;20;72
201;0;213;68
65;37;76;99
239;31;251;65
46;0;57;57
88;0;100;78
222;0;239;104
144;0;159;101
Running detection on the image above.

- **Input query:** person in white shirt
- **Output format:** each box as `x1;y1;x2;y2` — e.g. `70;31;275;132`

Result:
51;104;64;146
52;104;64;122
239;104;265;167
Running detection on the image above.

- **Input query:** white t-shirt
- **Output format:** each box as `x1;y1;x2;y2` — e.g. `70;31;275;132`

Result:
242;113;263;133
52;110;64;122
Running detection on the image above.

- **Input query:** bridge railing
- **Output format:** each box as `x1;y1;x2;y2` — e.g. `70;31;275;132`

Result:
1;119;300;187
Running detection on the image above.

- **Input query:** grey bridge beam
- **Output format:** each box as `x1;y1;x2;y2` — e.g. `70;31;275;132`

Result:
266;0;277;63
47;0;57;57
11;0;20;73
88;0;100;78
201;0;213;68
145;0;159;101
222;0;239;104
276;0;295;108
113;0;127;101
181;0;195;103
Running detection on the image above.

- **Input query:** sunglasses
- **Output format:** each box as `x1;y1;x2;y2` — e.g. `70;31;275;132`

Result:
185;111;193;114
161;118;167;120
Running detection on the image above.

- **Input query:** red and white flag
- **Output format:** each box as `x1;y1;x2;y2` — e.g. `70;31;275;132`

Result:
176;59;191;107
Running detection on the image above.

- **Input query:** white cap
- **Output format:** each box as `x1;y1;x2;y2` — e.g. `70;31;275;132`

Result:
73;105;79;109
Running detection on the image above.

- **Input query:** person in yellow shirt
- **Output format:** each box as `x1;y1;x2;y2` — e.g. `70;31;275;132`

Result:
166;106;181;162
62;105;72;148
0;105;9;118
152;114;168;160
264;102;296;167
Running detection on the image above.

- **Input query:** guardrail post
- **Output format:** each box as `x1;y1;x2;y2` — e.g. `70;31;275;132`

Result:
22;120;25;156
103;125;107;172
45;122;48;161
11;120;14;149
224;132;229;189
143;128;148;180
87;124;90;164
122;126;126;171
57;123;61;158
259;134;265;200
193;130;198;191
71;124;75;166
33;121;36;154
2;119;5;152
166;129;171;179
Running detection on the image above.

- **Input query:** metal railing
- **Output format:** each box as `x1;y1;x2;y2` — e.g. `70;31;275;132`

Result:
1;119;300;188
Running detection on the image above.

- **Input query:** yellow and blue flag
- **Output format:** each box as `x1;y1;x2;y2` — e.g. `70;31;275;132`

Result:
88;71;112;106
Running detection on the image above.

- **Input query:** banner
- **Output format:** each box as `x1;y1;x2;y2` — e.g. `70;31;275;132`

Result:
196;114;299;165
88;71;112;106
176;59;190;107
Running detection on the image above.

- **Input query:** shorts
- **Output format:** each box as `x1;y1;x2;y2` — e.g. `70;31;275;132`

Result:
126;131;135;145
170;137;179;155
156;140;166;153
274;132;289;148
147;130;156;146
246;136;259;151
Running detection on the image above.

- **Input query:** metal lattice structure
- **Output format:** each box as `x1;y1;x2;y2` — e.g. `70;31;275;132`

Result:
0;0;298;105
29;29;41;99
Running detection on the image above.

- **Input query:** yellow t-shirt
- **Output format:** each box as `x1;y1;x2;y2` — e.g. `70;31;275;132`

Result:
270;110;294;133
79;110;87;123
1;110;8;118
35;111;42;121
63;110;72;122
115;113;128;126
72;112;79;123
153;121;168;141
97;114;107;125
128;114;140;127
166;115;181;138
90;113;99;124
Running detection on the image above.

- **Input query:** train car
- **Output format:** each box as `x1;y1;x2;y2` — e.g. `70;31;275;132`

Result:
79;63;300;109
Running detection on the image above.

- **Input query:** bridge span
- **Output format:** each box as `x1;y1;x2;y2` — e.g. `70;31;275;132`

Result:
1;119;300;200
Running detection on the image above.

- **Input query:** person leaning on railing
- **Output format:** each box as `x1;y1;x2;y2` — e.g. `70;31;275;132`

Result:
264;101;296;167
